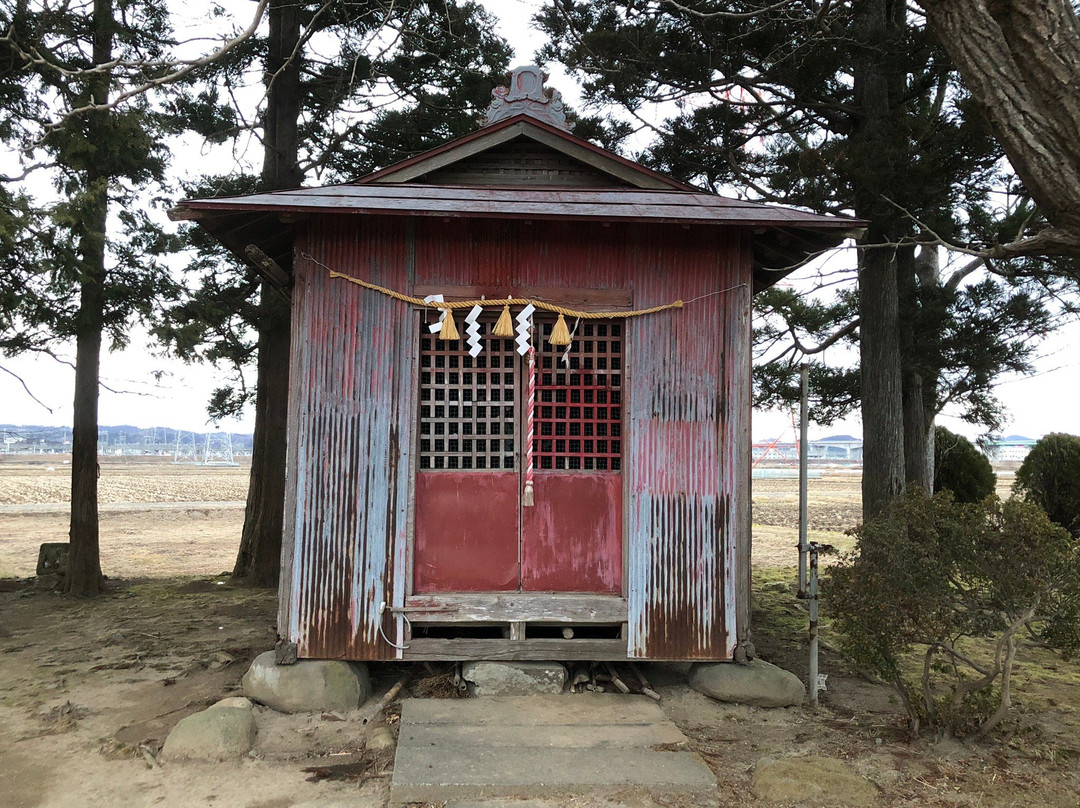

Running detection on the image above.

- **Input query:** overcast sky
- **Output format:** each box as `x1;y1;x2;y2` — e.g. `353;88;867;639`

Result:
2;1;1077;443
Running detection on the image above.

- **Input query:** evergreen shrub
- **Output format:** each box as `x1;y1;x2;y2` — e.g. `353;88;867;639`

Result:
828;490;1080;739
1014;432;1080;536
933;426;996;503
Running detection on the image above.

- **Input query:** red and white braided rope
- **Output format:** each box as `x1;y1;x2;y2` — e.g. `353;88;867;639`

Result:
522;347;536;506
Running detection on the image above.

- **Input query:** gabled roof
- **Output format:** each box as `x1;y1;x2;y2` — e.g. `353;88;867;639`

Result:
356;113;693;191
171;111;864;293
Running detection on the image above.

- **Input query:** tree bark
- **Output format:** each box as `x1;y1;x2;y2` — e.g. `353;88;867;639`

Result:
232;0;303;586
898;245;938;493
853;0;908;521
902;369;933;493
857;243;906;520
67;198;107;596
65;0;112;597
919;0;1080;254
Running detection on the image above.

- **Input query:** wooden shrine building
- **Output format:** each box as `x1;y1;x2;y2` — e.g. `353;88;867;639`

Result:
172;67;860;664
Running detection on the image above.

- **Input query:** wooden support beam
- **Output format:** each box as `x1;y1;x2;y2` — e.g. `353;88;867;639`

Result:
401;638;629;662
400;594;627;624
244;244;291;288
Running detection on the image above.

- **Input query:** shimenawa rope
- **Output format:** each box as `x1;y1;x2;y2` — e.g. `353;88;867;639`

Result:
300;252;685;345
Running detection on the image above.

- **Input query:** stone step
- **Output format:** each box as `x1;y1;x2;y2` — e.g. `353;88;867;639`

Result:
390;695;716;806
399;722;688;749
402;693;665;725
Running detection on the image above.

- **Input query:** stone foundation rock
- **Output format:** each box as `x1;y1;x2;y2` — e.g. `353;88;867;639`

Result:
161;697;257;761
462;661;567;696
242;650;371;714
689;659;804;708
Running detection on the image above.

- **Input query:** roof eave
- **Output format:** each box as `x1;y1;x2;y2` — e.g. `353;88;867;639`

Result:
172;203;861;294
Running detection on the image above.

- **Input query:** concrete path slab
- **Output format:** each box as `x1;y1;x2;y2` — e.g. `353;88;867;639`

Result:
390;695;716;806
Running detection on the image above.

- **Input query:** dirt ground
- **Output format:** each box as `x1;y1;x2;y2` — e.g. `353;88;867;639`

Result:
1;458;1077;807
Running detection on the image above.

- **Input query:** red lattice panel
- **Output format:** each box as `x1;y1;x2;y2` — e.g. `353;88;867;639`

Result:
533;320;623;471
418;321;518;471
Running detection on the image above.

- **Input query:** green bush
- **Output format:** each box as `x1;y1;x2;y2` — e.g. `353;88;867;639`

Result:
933;426;996;503
827;490;1080;739
1014;432;1080;536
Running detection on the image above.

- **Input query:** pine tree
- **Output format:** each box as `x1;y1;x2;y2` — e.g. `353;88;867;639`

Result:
0;0;197;594
539;0;1067;518
0;0;257;594
159;0;512;586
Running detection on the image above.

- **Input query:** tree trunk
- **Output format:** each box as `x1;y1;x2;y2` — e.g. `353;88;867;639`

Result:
67;206;107;596
232;0;303;586
900;244;942;493
233;287;291;585
919;0;1080;255
857;243;906;520
853;0;908;522
902;370;933;493
65;0;112;597
898;245;931;493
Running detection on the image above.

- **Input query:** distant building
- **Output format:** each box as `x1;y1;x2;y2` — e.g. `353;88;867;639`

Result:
986;435;1036;462
810;434;863;461
752;432;1042;465
752;433;863;463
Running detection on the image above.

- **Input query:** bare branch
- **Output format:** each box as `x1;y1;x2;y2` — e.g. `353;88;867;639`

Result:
57;0;270;121
0;364;55;414
786;316;860;356
662;0;801;21
0;161;58;182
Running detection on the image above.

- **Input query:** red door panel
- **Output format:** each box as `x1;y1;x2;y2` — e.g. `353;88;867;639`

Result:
414;472;519;592
521;473;622;593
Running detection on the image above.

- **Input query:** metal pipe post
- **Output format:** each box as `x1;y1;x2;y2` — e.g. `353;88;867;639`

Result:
808;542;820;707
798;362;809;597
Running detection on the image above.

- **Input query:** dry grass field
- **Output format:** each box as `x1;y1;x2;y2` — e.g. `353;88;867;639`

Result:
0;456;248;579
0;456;867;579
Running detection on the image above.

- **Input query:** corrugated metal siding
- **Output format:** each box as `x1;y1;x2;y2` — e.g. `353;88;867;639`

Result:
283;215;749;661
412;218;630;292
286;216;414;660
625;227;750;660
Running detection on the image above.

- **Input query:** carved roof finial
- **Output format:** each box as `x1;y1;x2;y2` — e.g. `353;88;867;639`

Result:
484;65;570;131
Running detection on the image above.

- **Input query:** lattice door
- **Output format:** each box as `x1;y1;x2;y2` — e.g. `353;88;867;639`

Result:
414;320;521;592
522;319;623;593
533;320;623;472
413;316;624;595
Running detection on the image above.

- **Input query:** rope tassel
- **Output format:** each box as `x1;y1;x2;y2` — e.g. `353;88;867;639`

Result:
493;304;514;337
438;309;460;341
548;313;572;346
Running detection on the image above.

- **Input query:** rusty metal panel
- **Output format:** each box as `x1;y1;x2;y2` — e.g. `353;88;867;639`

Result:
413;471;520;592
625;226;751;660
411;218;633;293
521;473;622;593
285;215;414;660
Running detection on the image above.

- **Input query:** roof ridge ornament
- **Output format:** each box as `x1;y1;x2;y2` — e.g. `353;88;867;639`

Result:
484;65;570;131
